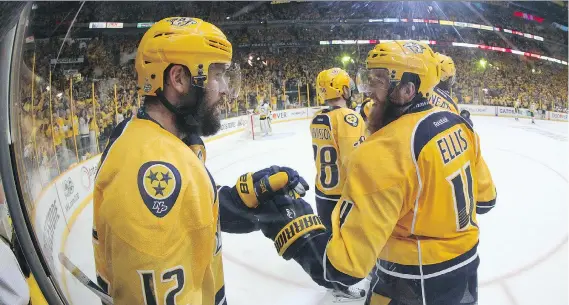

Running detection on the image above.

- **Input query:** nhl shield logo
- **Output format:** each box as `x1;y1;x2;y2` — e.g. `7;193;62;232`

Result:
403;42;426;54
137;161;182;218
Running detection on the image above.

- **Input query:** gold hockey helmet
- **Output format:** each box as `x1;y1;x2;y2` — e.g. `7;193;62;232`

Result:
316;68;355;101
435;52;456;85
358;40;441;98
135;17;240;98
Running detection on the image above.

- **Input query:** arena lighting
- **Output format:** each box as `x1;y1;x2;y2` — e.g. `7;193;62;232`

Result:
120;16;547;42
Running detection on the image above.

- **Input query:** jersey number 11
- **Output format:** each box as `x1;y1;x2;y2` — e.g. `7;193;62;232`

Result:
447;162;478;231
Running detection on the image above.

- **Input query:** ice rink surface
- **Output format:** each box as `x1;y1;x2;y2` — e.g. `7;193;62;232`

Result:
62;115;568;305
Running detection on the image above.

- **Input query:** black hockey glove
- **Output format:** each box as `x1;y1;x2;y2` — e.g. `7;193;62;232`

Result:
255;194;326;260
218;166;309;233
233;165;309;208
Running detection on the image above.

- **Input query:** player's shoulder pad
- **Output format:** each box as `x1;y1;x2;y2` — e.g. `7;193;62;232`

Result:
412;110;473;160
311;111;331;128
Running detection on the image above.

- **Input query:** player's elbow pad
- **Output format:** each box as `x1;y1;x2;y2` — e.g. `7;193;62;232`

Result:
218;186;260;233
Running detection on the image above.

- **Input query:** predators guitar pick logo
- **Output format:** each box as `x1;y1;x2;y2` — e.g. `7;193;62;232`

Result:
403;41;426;54
344;113;359;127
137;161;182;218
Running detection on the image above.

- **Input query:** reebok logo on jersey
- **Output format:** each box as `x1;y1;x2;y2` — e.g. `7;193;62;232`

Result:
344;113;359;127
137;161;182;218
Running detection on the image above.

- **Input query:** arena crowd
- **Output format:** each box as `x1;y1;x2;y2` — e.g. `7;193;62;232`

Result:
15;1;567;193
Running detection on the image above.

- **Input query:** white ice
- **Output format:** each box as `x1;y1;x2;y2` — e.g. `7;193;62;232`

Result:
61;115;568;305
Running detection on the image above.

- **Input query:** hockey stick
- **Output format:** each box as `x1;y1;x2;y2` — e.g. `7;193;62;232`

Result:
58;253;114;305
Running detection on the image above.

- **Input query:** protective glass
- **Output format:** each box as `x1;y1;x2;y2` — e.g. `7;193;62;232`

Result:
205;62;242;99
356;68;370;93
223;63;242;99
356;68;393;93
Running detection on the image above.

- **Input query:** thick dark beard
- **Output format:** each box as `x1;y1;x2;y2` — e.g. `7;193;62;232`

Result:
172;87;221;137
196;99;221;136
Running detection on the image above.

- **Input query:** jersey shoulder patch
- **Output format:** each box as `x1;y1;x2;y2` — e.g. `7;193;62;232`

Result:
343;113;360;127
137;161;182;218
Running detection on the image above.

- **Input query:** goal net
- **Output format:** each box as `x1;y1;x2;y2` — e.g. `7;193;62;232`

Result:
242;112;263;140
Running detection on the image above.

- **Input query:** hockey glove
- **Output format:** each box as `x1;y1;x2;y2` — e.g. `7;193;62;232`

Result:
218;166;308;233
233;165;309;208
256;194;326;260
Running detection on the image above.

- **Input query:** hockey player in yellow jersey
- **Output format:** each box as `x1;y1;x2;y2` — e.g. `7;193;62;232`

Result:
312;68;366;227
430;53;474;126
252;41;497;305
429;52;459;114
311;68;367;301
93;17;309;305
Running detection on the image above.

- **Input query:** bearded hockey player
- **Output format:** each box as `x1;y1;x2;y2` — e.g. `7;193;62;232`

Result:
93;17;308;305
311;68;367;302
252;41;497;305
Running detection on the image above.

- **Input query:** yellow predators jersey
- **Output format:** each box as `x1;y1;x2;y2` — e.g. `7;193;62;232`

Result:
327;101;496;281
429;86;460;114
310;106;366;201
93;113;225;305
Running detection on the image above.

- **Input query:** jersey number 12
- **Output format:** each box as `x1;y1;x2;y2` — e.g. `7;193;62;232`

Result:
138;266;185;305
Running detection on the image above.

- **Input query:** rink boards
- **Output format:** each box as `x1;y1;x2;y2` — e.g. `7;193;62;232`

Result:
460;104;568;121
